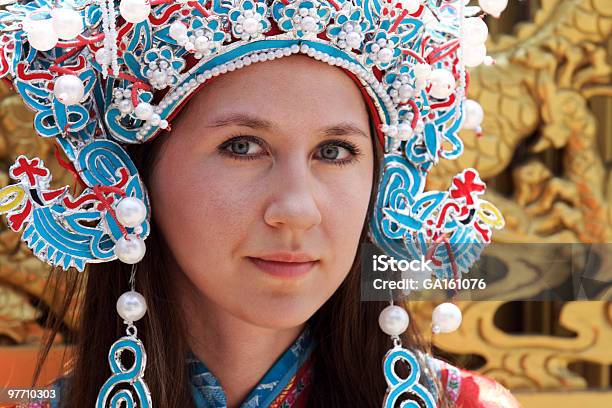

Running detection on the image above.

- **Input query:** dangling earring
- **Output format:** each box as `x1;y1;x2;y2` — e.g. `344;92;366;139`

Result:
379;301;436;408
96;264;152;408
429;234;463;336
431;302;462;335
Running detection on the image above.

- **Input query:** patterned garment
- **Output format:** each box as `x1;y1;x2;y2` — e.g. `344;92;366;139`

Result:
188;326;315;408
421;355;521;408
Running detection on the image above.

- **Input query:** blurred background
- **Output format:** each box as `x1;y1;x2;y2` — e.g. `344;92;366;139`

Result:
0;0;610;407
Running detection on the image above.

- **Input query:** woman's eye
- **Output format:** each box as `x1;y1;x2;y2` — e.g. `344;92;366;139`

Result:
219;137;361;165
315;141;360;165
219;136;265;159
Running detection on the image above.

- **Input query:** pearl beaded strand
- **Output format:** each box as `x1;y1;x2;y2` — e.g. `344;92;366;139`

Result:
98;0;111;78
458;1;485;133
455;0;466;123
107;0;120;77
97;0;120;78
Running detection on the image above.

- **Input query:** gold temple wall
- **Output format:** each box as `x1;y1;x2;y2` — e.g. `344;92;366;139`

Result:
0;1;611;407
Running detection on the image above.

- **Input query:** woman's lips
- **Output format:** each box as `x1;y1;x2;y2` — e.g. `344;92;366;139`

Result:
247;256;319;278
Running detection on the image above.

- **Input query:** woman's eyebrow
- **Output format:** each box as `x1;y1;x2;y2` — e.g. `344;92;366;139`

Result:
206;113;368;139
320;123;369;139
206;113;275;130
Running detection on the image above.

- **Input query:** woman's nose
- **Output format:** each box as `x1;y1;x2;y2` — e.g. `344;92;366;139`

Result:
263;160;322;231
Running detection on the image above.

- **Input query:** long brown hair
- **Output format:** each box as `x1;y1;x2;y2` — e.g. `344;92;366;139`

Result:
33;102;447;408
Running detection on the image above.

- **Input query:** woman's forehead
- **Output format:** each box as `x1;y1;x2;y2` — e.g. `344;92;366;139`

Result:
183;54;370;127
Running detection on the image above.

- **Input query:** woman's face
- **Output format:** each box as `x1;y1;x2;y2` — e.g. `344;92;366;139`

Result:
150;55;374;329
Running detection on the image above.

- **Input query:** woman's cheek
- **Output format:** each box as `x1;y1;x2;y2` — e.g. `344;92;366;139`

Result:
321;180;371;274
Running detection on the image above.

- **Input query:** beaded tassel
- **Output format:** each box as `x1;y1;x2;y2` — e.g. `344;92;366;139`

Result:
98;0;119;78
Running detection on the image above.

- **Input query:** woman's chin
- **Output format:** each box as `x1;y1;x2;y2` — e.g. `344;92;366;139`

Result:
232;293;322;330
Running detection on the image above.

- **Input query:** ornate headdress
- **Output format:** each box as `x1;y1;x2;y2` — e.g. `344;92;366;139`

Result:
0;0;506;406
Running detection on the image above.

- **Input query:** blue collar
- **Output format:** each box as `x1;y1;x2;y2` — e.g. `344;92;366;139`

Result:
188;326;315;408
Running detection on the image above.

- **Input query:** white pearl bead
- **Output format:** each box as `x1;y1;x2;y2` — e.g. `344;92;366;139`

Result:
462;99;484;130
386;125;398;137
114;235;146;264
194;36;210;51
118;99;133;113
301;16;317;32
398;84;413;99
463;43;487;67
51;7;83;40
378;305;410;336
414;63;432;81
152;70;168;84
398;0;421;14
150;113;161;126
414;78;426;91
345;31;361;49
478;0;508;18
116;197;147;227
120;0;151;24
95;48;111;65
243;16;259;34
169;21;188;41
134;102;154;121
53;74;85;106
396;123;413;141
116;290;147;322
25;18;58;51
432;303;462;333
429;69;456;99
377;47;393;64
462;17;488;45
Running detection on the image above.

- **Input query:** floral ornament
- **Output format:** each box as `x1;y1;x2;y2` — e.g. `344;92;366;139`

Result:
164;16;227;59
112;87;135;116
141;46;185;89
272;0;332;38
326;4;370;51
228;0;271;41
383;63;416;105
185;16;228;59
363;19;403;70
110;87;163;126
